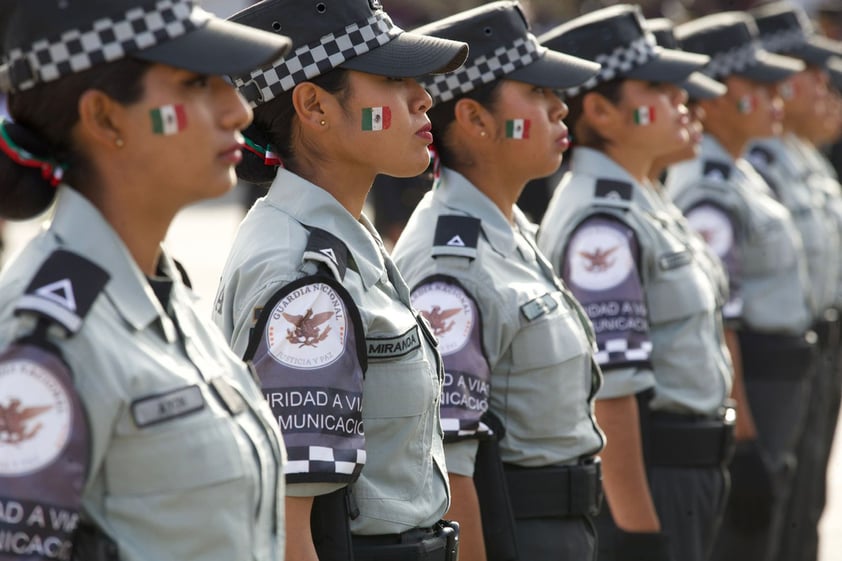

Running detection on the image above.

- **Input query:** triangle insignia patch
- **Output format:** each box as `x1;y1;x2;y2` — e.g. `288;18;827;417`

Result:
34;278;77;311
447;235;465;247
320;247;338;264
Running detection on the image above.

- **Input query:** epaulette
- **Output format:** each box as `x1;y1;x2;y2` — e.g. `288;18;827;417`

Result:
303;227;349;282
14;249;110;335
702;160;732;182
747;146;775;170
593;179;633;209
432;215;481;259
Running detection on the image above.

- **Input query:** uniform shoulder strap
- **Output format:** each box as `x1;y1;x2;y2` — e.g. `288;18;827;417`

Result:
702;160;732;183
302;227;350;282
747;145;775;169
593;179;634;210
14;249;110;335
432;215;481;259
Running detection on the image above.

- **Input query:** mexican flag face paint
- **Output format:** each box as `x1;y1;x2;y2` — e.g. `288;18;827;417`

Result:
778;81;796;100
362;107;391;131
737;95;755;114
633;106;655;125
150;104;187;135
505;119;530;139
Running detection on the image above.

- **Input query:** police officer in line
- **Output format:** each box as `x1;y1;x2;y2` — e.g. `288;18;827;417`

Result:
743;6;842;560
391;3;605;560
0;0;291;560
664;13;813;561
211;1;468;560
537;6;735;561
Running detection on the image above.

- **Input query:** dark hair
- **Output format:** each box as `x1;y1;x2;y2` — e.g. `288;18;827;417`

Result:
426;80;505;170
0;58;151;220
564;79;624;152
237;69;351;186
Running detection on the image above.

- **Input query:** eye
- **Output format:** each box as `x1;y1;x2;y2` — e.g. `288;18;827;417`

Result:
386;76;405;82
533;86;546;94
186;74;210;88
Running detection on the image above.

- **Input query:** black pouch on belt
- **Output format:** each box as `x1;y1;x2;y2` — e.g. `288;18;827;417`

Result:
311;487;355;561
352;521;460;561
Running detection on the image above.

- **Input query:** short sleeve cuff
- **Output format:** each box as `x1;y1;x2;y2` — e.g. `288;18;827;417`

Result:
596;366;656;400
444;439;480;477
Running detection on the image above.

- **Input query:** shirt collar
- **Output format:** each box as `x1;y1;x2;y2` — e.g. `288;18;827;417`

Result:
265;168;386;289
701;134;737;165
569;147;660;212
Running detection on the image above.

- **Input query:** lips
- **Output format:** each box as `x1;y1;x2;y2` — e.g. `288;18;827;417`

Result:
416;123;433;143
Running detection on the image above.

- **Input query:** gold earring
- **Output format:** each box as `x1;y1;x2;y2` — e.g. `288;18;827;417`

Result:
115;137;124;148
480;130;487;137
320;119;327;126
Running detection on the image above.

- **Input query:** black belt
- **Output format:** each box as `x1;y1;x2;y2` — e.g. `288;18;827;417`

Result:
814;310;840;350
352;521;459;561
738;330;817;380
644;410;735;467
503;458;603;518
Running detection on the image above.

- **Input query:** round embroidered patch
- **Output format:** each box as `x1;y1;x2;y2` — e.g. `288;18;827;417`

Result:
0;357;73;476
412;281;475;355
266;282;348;369
686;206;733;258
568;223;635;291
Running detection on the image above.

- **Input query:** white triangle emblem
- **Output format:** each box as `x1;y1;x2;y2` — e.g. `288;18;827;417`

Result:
320;248;337;264
446;235;465;247
35;279;77;311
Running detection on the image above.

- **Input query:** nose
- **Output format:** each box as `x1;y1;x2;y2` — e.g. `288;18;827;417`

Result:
549;91;569;121
670;84;689;106
410;79;433;114
216;76;253;131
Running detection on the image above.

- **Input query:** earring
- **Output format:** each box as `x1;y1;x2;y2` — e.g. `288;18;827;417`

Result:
115;137;124;148
320;119;327;126
480;130;487;137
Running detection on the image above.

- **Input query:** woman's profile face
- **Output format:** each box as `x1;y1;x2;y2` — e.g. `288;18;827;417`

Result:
115;63;252;207
614;79;690;159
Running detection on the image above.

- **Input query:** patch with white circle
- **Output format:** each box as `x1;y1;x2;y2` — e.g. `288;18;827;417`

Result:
0;358;72;476
412;281;475;356
266;282;348;370
685;205;733;258
568;223;635;291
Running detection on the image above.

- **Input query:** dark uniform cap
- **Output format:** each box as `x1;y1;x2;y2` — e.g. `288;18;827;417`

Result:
751;2;842;66
412;1;600;105
676;12;804;83
229;0;469;107
646;18;726;100
538;4;708;98
0;0;292;94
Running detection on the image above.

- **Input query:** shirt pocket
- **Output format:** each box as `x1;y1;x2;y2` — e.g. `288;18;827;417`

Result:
647;252;715;325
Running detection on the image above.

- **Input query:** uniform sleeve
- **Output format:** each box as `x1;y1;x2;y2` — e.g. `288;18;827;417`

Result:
685;203;743;323
411;276;489;476
561;216;654;399
246;276;367;496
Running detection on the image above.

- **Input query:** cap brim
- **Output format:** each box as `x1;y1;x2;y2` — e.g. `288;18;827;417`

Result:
506;49;600;90
134;17;292;77
625;46;709;83
340;31;468;77
683;71;726;100
785;35;842;66
736;50;805;83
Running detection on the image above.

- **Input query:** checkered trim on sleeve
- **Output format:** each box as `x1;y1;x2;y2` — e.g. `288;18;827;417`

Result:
286;446;366;480
702;42;763;79
441;418;493;439
0;0;209;93
420;34;543;104
235;12;403;107
594;338;653;365
563;35;658;98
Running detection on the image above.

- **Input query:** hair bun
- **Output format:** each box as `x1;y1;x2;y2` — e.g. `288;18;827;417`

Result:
236;122;280;186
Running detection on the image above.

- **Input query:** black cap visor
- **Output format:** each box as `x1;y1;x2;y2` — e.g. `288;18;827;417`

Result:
785;35;842;66
735;50;804;83
340;31;468;77
134;17;291;77
625;46;708;84
683;72;726;100
507;49;600;90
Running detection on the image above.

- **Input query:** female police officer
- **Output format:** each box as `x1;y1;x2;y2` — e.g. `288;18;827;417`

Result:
537;6;735;561
211;1;467;561
0;1;291;560
390;3;605;560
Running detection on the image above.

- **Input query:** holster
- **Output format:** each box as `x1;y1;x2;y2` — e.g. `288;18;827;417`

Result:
473;412;519;561
352;520;460;561
311;488;355;561
71;524;119;561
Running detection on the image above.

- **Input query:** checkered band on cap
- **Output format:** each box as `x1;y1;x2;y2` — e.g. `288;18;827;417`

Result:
761;28;808;53
563;34;658;98
0;0;210;93
702;41;763;79
420;34;543;104
235;12;402;107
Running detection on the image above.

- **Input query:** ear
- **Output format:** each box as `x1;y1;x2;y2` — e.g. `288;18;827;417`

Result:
292;82;331;131
581;90;622;133
76;90;125;149
453;97;494;139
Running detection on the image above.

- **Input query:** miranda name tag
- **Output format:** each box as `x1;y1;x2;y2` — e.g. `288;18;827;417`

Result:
131;385;205;428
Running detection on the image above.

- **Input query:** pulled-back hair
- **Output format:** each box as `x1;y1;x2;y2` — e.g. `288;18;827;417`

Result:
0;58;151;220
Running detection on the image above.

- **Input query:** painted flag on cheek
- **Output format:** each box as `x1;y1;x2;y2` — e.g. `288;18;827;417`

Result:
737;95;755;114
150;104;187;135
633;106;655;125
505;119;530;139
362;106;391;131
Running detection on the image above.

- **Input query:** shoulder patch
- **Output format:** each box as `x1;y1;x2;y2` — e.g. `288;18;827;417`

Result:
594;179;633;208
685;204;735;258
303;227;349;282
15;250;110;334
702;160;732;182
411;280;476;355
567;220;636;291
432;215;481;260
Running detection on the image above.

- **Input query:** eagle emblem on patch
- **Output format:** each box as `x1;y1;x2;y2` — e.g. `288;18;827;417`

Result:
411;281;475;355
568;223;634;291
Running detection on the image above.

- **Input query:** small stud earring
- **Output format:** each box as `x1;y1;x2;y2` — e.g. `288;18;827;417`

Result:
320;119;327;126
480;130;487;137
115;137;124;148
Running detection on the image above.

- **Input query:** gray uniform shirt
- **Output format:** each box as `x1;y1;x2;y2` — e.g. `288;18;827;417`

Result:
0;188;285;561
539;148;731;416
212;168;449;535
392;168;604;475
667;135;813;335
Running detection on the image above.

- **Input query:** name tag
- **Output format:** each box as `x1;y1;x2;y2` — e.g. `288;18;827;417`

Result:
658;250;692;270
131;385;205;428
367;325;421;361
520;292;559;321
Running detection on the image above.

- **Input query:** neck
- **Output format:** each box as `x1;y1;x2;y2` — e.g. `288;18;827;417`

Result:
292;159;373;219
703;120;748;160
602;144;653;184
454;164;524;224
